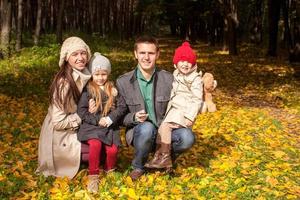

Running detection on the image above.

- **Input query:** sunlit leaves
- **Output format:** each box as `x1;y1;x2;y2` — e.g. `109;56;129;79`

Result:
0;39;299;199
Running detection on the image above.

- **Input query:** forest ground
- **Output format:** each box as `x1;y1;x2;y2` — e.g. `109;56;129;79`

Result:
0;36;299;199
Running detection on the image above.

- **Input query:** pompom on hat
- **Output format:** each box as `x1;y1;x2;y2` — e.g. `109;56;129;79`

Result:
89;52;111;74
59;36;91;67
173;41;197;66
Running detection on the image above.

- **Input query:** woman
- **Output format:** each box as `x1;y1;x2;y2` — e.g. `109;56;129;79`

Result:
36;36;91;179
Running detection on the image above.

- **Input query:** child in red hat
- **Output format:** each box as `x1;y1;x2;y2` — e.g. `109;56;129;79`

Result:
145;42;203;169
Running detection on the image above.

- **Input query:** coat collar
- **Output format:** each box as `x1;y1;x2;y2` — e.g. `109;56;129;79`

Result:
130;67;159;83
173;68;199;84
72;67;91;90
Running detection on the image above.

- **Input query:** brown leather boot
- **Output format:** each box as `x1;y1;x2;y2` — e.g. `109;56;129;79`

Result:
144;143;161;168
144;149;161;168
148;143;172;169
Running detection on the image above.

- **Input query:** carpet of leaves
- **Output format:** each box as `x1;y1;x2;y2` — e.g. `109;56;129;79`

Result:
0;38;299;199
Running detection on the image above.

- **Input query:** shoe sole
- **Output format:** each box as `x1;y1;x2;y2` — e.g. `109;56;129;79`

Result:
145;163;172;169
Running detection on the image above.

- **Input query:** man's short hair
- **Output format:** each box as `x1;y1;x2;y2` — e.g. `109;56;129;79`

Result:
134;35;159;51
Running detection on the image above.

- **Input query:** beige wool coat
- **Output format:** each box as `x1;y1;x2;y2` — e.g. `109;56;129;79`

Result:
163;69;203;127
36;68;91;179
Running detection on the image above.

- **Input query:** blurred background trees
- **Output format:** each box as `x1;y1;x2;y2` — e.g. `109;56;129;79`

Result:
0;0;299;61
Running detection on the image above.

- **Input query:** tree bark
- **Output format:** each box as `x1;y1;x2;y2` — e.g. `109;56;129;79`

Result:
282;0;292;50
96;0;104;36
226;0;238;55
88;0;95;33
112;0;118;34
129;0;134;37
34;0;42;45
105;0;111;33
267;0;281;56
24;0;32;32
223;17;229;51
1;0;12;58
16;0;23;51
249;0;263;44
56;0;65;44
289;0;300;62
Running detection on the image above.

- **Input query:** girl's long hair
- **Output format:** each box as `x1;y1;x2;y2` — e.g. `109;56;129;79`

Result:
87;79;115;116
49;64;80;111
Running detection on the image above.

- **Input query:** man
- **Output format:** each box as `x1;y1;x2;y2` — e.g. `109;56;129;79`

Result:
115;35;195;181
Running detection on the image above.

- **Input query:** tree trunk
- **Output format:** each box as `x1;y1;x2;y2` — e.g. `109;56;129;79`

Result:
208;10;216;46
112;0;118;34
226;0;238;55
228;15;238;55
1;0;12;58
24;0;32;32
97;0;104;36
282;0;292;50
123;0;129;40
16;0;23;51
56;0;65;44
50;0;55;31
11;0;17;31
88;0;95;33
249;0;263;44
289;0;300;63
267;0;281;56
119;0;124;40
223;17;229;51
34;0;42;45
106;0;111;33
129;0;134;37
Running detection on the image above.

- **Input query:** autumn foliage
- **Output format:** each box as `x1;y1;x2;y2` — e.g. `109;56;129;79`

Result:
0;38;299;199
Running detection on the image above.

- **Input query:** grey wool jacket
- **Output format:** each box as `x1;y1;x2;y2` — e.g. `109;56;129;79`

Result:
115;68;174;145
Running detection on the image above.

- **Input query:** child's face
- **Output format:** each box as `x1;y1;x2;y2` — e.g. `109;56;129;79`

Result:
67;49;88;71
175;61;194;75
92;70;109;86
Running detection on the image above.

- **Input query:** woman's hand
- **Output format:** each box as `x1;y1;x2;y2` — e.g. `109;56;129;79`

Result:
88;99;97;113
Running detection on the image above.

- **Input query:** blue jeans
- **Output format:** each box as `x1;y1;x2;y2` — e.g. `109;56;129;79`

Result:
131;121;195;170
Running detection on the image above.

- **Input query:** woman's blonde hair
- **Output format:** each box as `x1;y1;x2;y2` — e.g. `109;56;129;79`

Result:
87;79;115;116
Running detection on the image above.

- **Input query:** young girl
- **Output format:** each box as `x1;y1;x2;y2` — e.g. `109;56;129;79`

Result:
37;36;91;179
145;42;203;169
77;52;121;193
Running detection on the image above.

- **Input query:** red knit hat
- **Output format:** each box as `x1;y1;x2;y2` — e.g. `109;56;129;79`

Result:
173;42;197;65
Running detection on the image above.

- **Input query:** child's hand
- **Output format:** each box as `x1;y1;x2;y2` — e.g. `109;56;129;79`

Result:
185;119;193;127
99;117;108;127
88;99;97;113
169;122;181;129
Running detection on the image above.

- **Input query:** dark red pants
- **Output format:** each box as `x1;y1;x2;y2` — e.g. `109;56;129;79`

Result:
81;139;118;175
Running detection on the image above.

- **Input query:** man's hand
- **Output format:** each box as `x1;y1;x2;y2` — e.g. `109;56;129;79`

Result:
134;110;148;123
88;99;97;113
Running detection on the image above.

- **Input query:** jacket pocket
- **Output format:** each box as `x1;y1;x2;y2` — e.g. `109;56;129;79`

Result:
156;96;170;118
125;98;141;112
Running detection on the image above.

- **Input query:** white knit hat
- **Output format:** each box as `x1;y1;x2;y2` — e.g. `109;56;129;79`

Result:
59;36;91;67
89;52;111;74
